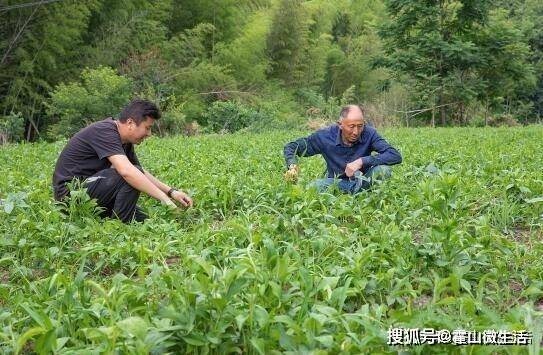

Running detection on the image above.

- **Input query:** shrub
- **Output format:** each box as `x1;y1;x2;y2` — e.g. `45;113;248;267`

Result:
294;88;341;121
488;113;521;127
158;102;188;136
46;67;134;139
202;101;268;133
0;112;25;144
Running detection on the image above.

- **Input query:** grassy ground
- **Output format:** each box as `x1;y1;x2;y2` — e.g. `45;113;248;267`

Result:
1;127;542;354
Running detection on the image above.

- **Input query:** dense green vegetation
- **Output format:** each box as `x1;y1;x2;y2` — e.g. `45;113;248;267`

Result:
1;0;543;142
1;127;542;353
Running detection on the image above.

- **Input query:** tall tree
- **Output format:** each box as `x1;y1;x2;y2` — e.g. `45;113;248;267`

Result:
265;0;309;87
381;0;491;125
509;0;543;119
0;0;100;139
476;9;535;123
83;0;172;68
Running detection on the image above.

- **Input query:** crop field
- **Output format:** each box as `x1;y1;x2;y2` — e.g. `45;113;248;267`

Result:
1;127;543;354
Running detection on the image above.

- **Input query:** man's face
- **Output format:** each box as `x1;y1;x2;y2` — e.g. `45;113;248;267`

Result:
127;116;155;144
338;108;365;144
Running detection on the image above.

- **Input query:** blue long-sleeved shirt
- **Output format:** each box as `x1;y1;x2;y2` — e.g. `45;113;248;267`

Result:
283;124;402;178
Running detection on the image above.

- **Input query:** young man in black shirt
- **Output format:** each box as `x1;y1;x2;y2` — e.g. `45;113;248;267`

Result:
52;99;192;223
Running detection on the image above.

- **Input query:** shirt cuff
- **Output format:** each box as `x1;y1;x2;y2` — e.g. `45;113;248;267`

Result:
285;158;297;169
361;156;377;167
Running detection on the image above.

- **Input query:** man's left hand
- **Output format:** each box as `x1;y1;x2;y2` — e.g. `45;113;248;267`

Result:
171;190;193;207
345;158;363;177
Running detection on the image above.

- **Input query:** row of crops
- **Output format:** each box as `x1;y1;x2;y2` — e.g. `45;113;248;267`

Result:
0;127;542;353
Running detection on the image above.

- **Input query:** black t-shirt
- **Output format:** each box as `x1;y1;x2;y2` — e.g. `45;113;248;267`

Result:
52;118;140;200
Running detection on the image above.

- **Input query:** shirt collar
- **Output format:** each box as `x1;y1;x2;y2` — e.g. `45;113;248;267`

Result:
335;126;343;146
335;125;364;146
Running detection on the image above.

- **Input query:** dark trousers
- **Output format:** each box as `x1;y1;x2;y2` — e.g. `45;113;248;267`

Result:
85;167;147;223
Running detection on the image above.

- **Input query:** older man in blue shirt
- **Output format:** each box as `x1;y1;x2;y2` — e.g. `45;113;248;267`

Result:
283;105;402;194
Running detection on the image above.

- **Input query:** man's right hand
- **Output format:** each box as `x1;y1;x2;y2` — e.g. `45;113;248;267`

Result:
284;164;300;183
171;190;193;208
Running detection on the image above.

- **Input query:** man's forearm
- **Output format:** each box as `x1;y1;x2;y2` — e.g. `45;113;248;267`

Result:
144;170;193;208
284;136;321;168
283;142;298;168
360;149;402;167
144;170;171;193
121;166;169;202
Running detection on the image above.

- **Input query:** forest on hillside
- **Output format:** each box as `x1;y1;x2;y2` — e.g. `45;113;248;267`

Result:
1;0;542;142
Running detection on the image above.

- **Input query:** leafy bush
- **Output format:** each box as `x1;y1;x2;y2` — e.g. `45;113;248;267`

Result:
162;23;216;66
202;101;268;133
294;88;341;121
0;112;25;144
133;87;188;137
46;67;134;139
246;101;302;132
488;113;521;127
158;102;188;136
171;61;239;124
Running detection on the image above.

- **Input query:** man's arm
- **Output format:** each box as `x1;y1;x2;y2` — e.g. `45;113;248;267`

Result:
108;155;174;206
345;131;402;177
143;170;171;194
283;133;322;168
144;169;193;207
360;131;402;168
283;133;322;182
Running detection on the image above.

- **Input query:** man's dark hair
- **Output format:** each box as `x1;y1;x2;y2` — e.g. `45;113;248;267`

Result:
339;104;365;120
119;99;161;124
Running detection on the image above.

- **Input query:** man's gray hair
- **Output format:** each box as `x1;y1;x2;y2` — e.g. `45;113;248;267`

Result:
339;104;365;120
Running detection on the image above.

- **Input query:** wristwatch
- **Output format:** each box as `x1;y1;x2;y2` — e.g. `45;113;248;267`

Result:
167;188;176;197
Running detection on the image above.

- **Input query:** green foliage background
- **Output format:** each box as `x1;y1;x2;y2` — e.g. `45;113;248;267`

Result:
1;1;542;353
1;0;543;142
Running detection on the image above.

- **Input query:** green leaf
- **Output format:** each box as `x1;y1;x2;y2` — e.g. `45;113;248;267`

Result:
182;333;207;346
235;314;248;330
4;200;14;214
436;296;456;305
253;306;269;327
16;327;45;355
20;304;47;328
35;329;57;354
56;337;70;351
313;305;338;317
315;335;334;348
250;337;265;355
525;197;543;204
117;317;147;339
273;315;294;326
460;279;471;293
522;286;543;297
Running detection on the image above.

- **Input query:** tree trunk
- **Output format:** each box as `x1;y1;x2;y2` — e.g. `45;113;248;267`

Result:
439;92;446;126
484;102;489;126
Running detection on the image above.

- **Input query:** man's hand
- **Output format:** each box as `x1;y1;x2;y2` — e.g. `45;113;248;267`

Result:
345;158;363;177
171;190;193;208
162;198;178;209
284;164;300;183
